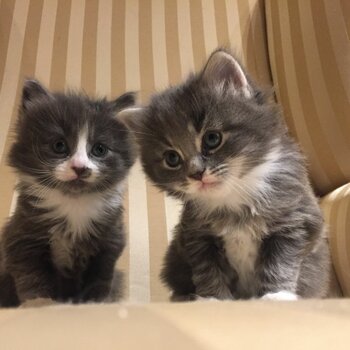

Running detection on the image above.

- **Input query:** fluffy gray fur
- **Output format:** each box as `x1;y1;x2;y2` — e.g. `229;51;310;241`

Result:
119;49;330;301
0;80;136;307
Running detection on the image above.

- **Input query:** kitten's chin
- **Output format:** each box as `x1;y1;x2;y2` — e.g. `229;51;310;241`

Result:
60;178;92;195
68;179;88;188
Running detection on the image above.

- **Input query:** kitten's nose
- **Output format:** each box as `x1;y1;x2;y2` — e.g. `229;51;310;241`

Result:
189;169;205;181
72;166;91;178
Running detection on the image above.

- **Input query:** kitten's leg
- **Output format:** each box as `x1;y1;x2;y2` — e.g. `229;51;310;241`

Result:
0;248;20;307
10;267;56;303
9;269;55;303
80;248;121;302
161;239;196;301
0;272;20;307
258;234;306;300
4;239;56;303
183;233;237;300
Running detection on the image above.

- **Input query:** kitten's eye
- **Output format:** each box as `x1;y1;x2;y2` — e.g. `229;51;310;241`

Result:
52;140;68;154
203;131;222;150
164;150;181;168
91;143;108;157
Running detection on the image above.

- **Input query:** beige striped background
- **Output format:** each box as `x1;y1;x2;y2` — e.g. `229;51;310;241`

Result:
321;184;350;297
0;0;270;302
266;0;350;196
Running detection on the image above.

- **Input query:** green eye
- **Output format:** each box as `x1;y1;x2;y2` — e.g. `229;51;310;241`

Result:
52;140;68;154
164;150;181;168
203;131;222;150
91;143;108;157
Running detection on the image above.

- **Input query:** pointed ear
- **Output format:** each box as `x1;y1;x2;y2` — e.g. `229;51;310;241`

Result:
201;50;252;98
116;107;144;131
111;91;137;113
22;79;50;110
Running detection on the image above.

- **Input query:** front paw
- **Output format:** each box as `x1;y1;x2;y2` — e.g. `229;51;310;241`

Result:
261;290;299;301
195;295;220;302
170;293;220;302
78;281;111;303
20;297;59;308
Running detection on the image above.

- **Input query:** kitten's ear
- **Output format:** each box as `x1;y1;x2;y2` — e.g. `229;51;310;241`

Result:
201;50;252;98
111;92;137;113
22;79;50;110
116;107;144;131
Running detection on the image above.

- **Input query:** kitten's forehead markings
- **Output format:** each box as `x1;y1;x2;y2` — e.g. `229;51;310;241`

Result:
187;123;204;153
195;135;201;153
187;123;196;134
192;154;205;167
72;126;89;168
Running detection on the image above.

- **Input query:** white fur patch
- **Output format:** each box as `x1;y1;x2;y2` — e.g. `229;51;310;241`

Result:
22;175;125;240
50;229;76;270
54;126;99;183
72;127;90;166
195;296;220;302
193;145;281;214
222;226;260;295
37;183;124;271
40;186;123;236
261;291;299;301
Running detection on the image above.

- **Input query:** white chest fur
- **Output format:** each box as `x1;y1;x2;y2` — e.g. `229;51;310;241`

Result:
21;177;124;272
222;226;261;295
50;227;76;271
33;185;123;238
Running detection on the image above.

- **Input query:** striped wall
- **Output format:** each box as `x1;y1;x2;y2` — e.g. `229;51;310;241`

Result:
0;0;270;302
266;0;350;196
321;183;350;297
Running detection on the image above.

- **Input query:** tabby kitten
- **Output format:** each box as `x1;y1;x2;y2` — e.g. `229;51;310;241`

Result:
119;49;330;301
0;80;136;307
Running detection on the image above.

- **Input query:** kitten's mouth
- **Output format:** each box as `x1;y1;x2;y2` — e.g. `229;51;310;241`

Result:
68;178;88;188
197;179;221;191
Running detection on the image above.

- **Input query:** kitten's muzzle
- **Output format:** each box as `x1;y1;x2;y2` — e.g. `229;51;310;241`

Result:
71;166;91;179
188;169;205;181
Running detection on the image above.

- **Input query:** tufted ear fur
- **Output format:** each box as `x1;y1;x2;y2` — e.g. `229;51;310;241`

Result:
116;107;145;131
201;50;253;98
110;91;137;113
22;79;51;110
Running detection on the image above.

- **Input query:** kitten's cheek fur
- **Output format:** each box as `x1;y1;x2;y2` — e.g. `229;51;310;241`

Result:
54;162;78;181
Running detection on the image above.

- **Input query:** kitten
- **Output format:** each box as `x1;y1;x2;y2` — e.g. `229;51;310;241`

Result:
0;80;136;307
118;49;330;301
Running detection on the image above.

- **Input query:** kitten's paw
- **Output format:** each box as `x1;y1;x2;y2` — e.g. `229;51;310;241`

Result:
170;294;196;302
79;283;111;303
261;291;299;301
195;295;220;302
20;297;59;308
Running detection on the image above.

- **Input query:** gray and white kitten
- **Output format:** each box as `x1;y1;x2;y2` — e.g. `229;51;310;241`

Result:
0;80;136;307
119;49;330;301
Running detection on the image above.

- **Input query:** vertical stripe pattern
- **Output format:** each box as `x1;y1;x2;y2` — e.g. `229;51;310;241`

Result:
65;0;85;89
321;184;350;296
0;0;272;302
266;0;350;195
